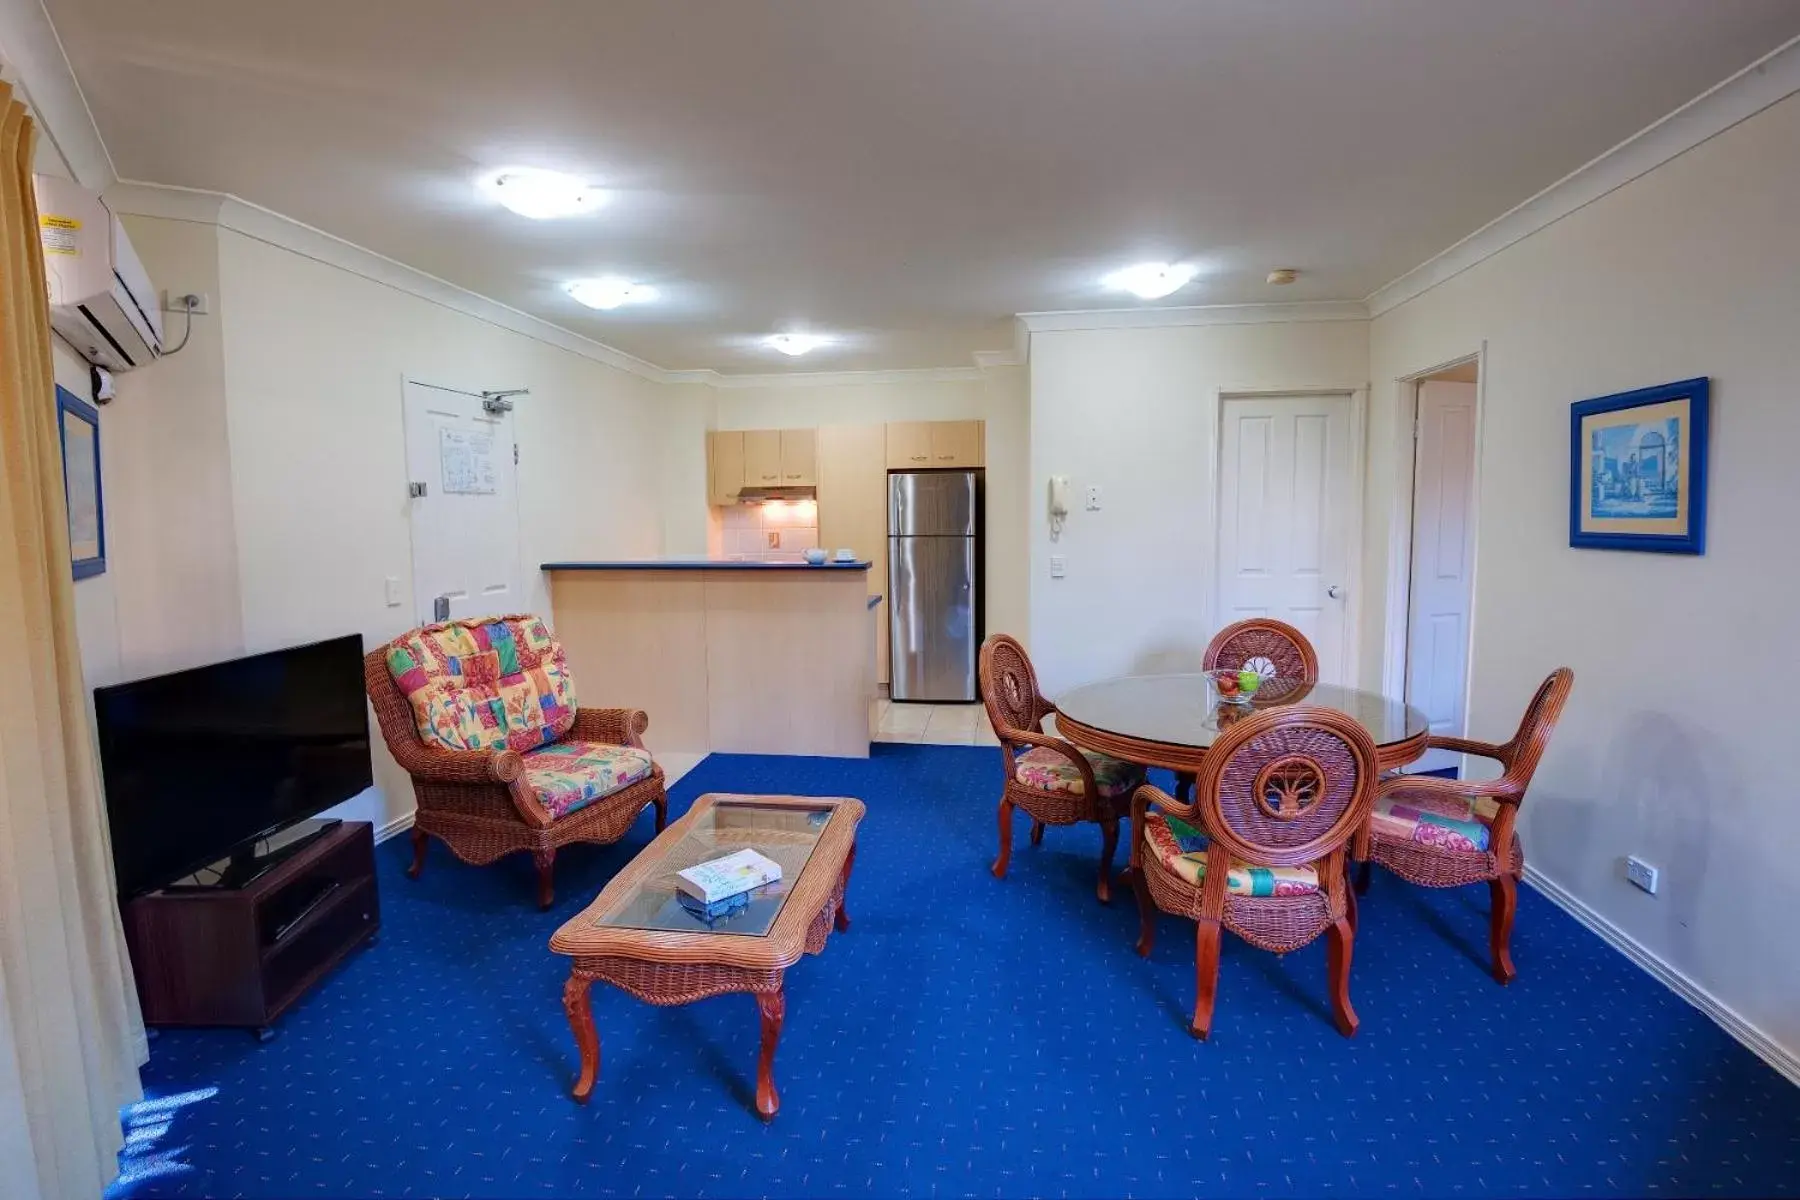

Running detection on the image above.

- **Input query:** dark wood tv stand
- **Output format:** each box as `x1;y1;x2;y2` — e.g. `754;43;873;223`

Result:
123;820;380;1039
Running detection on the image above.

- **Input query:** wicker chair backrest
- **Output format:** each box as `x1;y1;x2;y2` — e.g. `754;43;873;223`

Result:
978;634;1049;738
1203;618;1319;685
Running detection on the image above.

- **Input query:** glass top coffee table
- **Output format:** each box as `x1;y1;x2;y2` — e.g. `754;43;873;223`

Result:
549;793;864;1119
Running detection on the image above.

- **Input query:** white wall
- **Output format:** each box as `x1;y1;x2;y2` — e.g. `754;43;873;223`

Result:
709;368;1031;643
213;228;669;829
1366;90;1800;1062
1028;321;1369;693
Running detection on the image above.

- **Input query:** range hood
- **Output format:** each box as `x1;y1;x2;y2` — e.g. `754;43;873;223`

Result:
737;486;817;503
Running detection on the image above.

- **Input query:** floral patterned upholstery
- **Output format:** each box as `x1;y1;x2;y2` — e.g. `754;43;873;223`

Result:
1013;745;1144;798
523;740;657;821
385;616;576;753
1143;811;1319;896
1370;791;1494;853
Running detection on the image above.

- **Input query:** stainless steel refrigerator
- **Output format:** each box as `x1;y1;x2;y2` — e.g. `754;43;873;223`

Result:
888;470;983;702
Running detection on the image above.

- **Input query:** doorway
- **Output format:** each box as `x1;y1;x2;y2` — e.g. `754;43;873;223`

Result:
1397;358;1480;774
1215;391;1359;684
402;378;523;626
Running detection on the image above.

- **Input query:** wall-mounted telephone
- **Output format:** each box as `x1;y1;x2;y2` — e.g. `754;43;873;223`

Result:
1048;475;1071;541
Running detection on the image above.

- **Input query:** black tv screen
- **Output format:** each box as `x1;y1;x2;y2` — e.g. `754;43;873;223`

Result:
95;634;373;898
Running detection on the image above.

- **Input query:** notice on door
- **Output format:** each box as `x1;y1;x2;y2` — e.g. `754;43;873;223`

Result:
438;426;498;495
40;214;81;256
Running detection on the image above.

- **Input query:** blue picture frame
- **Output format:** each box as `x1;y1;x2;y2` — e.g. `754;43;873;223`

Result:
1569;377;1709;555
55;385;106;579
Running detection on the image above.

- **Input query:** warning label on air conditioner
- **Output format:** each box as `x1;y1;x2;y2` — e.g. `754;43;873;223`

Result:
40;214;81;256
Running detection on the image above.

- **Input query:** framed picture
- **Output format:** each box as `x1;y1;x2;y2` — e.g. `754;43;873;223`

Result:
1570;377;1709;555
56;385;106;579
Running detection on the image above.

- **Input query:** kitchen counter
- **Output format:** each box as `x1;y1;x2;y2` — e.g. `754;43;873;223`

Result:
544;562;876;759
541;559;871;572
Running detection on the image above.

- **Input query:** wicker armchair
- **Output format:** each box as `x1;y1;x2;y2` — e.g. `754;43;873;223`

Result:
979;634;1145;903
365;616;668;909
1354;668;1573;984
1132;706;1378;1040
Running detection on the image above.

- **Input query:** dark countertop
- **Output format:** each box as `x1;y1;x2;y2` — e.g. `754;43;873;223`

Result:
542;560;872;572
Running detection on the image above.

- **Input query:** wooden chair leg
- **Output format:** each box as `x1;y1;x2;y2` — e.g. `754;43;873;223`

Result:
1096;817;1120;904
405;827;427;880
1190;920;1222;1040
991;797;1014;879
1345;874;1360;937
653;792;668;833
533;848;556;910
1489;873;1518;985
1029;819;1045;846
1134;870;1157;958
1326;917;1359;1037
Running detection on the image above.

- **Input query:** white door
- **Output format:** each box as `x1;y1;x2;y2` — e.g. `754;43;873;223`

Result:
1216;394;1356;683
1404;380;1478;772
403;379;522;625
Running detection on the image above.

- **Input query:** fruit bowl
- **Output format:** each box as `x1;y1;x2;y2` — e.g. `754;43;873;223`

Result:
1210;668;1264;706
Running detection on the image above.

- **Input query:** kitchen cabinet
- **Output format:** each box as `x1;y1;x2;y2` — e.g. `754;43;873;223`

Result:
929;420;983;468
819;424;889;685
885;420;984;470
708;431;745;505
743;430;783;488
779;428;818;486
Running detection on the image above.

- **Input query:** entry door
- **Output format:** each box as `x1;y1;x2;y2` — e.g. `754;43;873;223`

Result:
403;380;522;625
1404;380;1477;772
1216;394;1355;683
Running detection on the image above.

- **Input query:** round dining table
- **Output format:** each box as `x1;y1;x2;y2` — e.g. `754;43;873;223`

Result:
1054;673;1431;775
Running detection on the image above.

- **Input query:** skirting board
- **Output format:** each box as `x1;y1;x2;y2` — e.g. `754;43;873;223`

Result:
1523;865;1800;1088
374;810;415;846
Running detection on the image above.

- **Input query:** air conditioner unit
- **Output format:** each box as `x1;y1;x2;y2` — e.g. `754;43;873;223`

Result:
33;176;164;371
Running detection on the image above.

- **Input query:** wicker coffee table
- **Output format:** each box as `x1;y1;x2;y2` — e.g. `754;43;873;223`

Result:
548;793;864;1119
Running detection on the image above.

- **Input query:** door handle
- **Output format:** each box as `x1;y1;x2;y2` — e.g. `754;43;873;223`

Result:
1327;585;1345;600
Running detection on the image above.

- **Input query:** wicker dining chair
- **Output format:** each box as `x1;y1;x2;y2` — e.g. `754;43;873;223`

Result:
1132;706;1379;1040
365;615;669;909
1354;668;1574;984
979;634;1146;903
1175;618;1322;800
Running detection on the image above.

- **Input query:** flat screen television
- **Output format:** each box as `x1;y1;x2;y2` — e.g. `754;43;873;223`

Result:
95;634;373;899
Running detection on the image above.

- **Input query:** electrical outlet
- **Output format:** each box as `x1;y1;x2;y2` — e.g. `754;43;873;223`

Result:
162;291;210;315
1084;484;1102;511
1626;855;1659;895
1049;555;1066;578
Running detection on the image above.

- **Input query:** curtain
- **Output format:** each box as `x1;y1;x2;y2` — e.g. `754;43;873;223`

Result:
0;85;147;1200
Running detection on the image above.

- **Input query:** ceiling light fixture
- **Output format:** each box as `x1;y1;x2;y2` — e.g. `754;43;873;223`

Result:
1266;268;1299;285
764;332;830;357
480;167;604;219
565;276;656;310
1104;261;1197;300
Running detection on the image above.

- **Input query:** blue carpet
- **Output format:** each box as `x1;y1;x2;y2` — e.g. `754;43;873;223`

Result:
125;744;1800;1198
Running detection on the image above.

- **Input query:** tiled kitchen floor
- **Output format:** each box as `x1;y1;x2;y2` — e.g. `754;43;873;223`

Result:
872;699;999;745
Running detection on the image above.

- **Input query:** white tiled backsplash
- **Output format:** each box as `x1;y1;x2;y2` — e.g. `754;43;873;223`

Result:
721;500;819;561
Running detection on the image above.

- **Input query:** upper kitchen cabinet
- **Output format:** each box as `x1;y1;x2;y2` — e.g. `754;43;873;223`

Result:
778;428;818;486
742;430;784;488
708;430;746;506
885;420;984;470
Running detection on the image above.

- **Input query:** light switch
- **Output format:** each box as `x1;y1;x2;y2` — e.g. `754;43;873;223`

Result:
384;576;403;607
1085;485;1102;511
1049;555;1067;578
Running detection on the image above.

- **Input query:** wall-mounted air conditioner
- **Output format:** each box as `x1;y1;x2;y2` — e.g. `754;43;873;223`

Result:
33;175;164;371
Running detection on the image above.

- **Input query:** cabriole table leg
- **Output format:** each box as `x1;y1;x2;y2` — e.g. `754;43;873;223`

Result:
754;984;786;1119
563;973;600;1103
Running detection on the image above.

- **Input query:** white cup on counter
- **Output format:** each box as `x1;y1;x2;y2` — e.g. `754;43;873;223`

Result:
804;548;828;565
834;548;855;562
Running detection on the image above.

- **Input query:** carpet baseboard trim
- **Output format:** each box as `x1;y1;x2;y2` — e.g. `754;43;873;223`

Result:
1523;865;1800;1088
374;810;415;845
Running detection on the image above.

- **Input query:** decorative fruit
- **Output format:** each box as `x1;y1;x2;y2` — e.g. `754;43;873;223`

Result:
1238;670;1262;695
1214;671;1240;696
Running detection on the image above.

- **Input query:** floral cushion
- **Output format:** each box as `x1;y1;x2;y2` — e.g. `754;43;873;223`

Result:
386;616;576;753
1143;812;1319;897
522;740;656;821
1370;790;1492;853
1013;746;1144;798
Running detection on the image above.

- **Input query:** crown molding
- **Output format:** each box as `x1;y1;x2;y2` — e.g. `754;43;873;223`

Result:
1016;300;1368;334
1367;32;1800;317
0;0;115;187
673;365;990;390
972;348;1020;369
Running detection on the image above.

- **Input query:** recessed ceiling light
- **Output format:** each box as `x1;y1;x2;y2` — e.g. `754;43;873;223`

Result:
1266;268;1299;285
479;168;605;219
764;333;830;356
565;276;656;310
1103;261;1197;300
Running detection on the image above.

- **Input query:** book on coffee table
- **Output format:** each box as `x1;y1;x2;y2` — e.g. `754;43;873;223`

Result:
676;848;783;904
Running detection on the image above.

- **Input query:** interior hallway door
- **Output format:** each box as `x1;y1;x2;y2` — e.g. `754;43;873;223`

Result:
1404;379;1478;772
1216;393;1355;683
402;379;522;626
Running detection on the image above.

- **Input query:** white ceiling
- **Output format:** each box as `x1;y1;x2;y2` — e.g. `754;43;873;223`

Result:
43;0;1800;373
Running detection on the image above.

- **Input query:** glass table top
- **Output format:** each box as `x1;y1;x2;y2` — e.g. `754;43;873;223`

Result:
595;798;838;938
1055;673;1429;749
